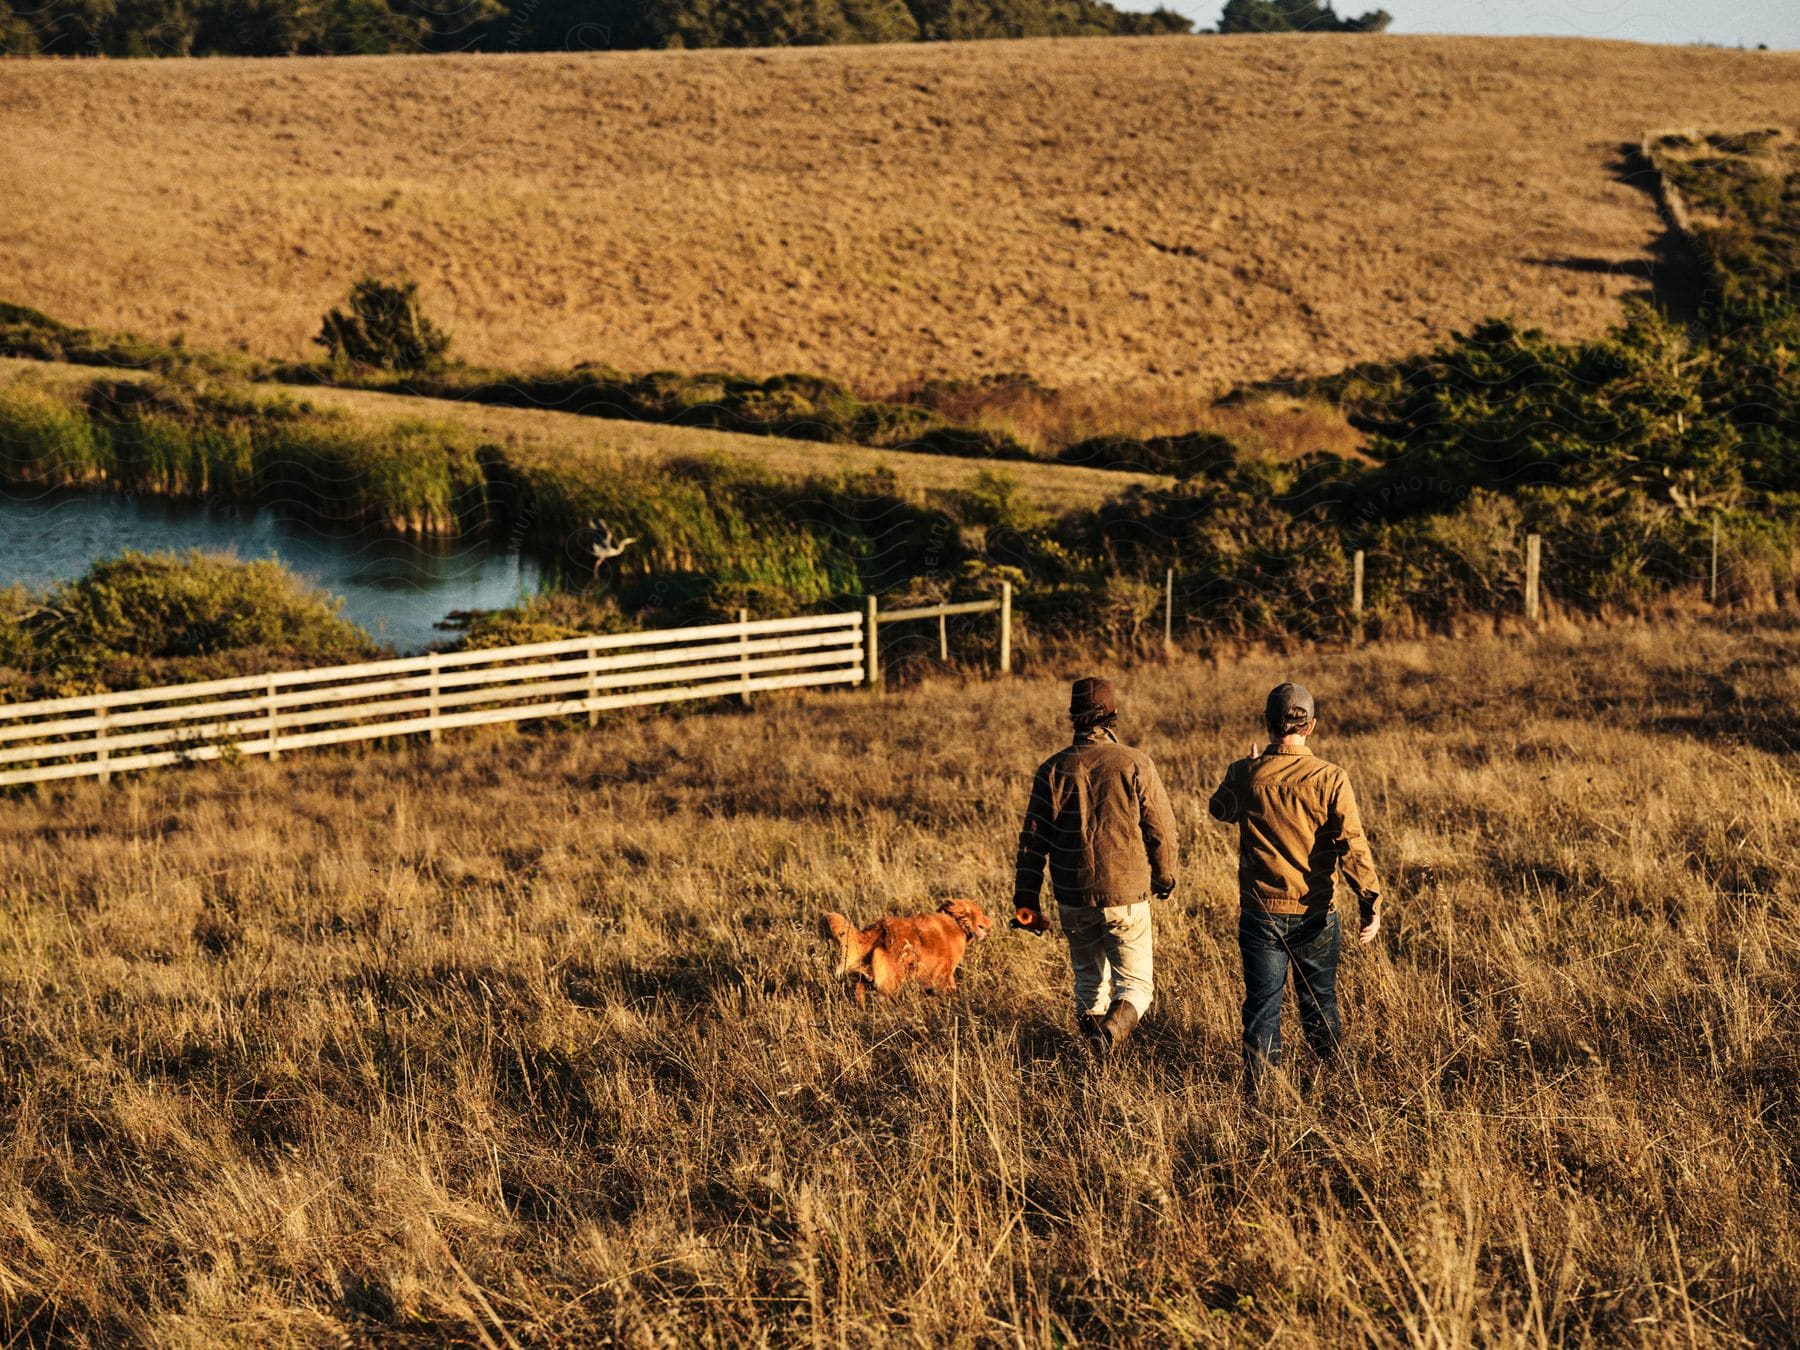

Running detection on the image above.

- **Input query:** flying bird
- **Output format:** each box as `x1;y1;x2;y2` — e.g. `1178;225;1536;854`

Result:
587;517;638;577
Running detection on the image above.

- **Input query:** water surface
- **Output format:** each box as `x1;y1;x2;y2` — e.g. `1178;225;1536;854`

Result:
0;488;545;654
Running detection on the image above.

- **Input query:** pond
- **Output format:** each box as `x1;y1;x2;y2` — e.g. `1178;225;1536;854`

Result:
0;488;547;655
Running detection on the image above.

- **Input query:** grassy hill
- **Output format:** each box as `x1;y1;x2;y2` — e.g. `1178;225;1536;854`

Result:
4;36;1798;401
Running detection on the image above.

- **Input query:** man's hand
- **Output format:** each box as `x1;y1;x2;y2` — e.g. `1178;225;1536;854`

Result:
1012;906;1051;937
1359;911;1381;945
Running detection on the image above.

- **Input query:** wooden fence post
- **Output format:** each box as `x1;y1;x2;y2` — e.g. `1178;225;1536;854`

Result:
1164;568;1175;652
738;608;752;705
95;706;109;783
586;636;599;726
998;582;1012;676
1352;550;1365;619
266;675;279;762
1710;517;1720;605
937;612;948;664
427;652;442;744
864;595;880;691
1524;534;1542;624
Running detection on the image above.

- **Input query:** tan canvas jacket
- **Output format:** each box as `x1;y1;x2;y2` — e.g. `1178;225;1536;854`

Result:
1207;744;1381;919
1014;727;1179;910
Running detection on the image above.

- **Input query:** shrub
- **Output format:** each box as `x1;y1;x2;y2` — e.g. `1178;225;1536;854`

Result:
33;550;375;663
910;424;1034;461
949;470;1040;530
1340;305;1741;522
450;592;635;650
315;278;452;374
0;550;377;696
1058;430;1237;478
0;583;34;671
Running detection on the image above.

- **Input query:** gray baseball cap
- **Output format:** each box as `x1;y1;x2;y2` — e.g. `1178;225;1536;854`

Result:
1265;682;1315;725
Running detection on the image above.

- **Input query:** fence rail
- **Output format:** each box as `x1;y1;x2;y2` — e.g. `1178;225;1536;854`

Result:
863;583;1012;686
0;611;866;788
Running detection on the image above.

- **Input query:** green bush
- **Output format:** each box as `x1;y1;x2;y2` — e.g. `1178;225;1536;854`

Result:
0;583;35;672
451;593;636;650
1058;430;1237;478
35;551;375;662
909;424;1033;461
948;470;1040;530
315;278;452;374
1339;304;1742;522
0;551;377;698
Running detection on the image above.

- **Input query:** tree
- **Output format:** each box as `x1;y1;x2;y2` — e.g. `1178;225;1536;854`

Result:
315;278;453;373
1216;0;1390;33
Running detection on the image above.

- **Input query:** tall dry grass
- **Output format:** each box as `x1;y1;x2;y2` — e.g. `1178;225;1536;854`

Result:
5;38;1800;399
1;615;1795;1344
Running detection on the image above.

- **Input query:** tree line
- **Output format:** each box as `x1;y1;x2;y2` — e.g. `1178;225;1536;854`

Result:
0;0;1394;56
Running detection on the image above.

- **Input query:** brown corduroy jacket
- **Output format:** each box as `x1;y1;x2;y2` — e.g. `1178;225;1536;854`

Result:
1014;727;1180;910
1206;744;1381;920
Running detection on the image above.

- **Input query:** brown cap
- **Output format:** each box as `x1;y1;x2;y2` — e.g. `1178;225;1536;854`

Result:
1070;676;1118;720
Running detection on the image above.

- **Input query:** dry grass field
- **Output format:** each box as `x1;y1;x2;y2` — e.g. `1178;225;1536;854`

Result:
1;615;1795;1344
5;37;1800;402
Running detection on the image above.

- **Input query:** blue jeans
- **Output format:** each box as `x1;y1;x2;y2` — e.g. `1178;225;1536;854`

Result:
1239;908;1342;1090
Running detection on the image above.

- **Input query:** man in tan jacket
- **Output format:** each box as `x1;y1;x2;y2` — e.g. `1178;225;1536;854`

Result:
1014;677;1179;1057
1208;682;1381;1094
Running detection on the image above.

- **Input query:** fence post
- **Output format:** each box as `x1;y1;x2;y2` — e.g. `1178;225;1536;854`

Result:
1524;534;1542;624
738;608;753;705
95;706;109;783
587;636;599;726
1710;516;1720;605
427;652;442;744
938;612;948;664
864;595;880;691
1164;567;1175;653
998;582;1012;676
1352;550;1365;619
266;675;279;762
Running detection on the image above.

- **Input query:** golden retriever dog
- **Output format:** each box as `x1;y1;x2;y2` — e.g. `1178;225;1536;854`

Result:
820;899;993;1001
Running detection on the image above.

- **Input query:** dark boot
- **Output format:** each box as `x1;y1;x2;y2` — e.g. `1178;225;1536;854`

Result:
1090;1000;1140;1056
1074;1012;1103;1054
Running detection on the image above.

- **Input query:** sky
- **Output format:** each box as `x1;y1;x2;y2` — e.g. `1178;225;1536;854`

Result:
1150;1;1800;48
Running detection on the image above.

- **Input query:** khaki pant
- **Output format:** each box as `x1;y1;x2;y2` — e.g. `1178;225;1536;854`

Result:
1057;901;1154;1018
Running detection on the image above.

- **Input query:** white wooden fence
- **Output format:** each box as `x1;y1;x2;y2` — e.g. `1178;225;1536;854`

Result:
0;611;866;788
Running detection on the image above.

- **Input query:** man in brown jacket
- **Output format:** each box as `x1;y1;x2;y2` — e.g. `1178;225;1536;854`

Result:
1014;677;1179;1056
1207;682;1381;1094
